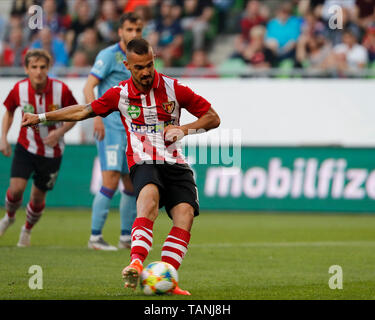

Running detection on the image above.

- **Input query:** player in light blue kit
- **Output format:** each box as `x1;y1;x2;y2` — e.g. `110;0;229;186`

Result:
84;13;143;250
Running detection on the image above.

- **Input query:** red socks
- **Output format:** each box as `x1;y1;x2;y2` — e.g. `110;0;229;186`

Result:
161;226;191;270
130;218;191;271
5;189;22;218
130;217;154;263
25;201;45;230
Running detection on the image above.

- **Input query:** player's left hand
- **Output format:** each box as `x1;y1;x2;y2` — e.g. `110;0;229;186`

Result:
22;113;39;127
43;130;61;147
164;125;185;143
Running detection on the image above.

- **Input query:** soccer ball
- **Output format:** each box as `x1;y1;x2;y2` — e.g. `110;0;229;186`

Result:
140;261;178;295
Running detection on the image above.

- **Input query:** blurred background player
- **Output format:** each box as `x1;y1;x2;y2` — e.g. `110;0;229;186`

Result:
0;49;77;246
83;12;143;251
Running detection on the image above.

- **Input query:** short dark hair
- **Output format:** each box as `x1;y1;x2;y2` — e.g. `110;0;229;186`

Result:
119;12;141;27
343;28;355;37
24;49;52;67
126;38;151;55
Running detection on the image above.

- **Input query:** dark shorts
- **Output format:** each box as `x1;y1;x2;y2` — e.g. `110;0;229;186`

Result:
11;143;62;191
130;162;200;218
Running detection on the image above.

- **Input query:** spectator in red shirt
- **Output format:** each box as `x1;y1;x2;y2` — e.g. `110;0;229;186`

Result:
119;0;151;12
362;25;375;62
240;0;269;42
233;0;269;60
0;27;28;67
242;25;276;69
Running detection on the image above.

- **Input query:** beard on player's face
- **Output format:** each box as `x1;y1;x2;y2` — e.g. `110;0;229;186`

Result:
133;71;154;89
127;51;155;90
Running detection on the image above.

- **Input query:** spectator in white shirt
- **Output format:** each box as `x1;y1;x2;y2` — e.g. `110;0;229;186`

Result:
322;28;368;74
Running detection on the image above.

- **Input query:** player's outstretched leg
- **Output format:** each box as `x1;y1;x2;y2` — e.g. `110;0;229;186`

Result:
0;189;22;237
122;217;154;289
17;200;44;247
118;189;137;249
161;226;192;295
88;186;117;251
162;203;195;295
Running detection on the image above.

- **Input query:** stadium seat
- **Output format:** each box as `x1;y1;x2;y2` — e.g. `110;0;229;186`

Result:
276;58;295;78
367;60;375;79
154;58;164;71
218;58;247;78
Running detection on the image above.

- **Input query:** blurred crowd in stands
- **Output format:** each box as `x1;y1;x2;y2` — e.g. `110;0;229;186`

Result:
0;0;374;77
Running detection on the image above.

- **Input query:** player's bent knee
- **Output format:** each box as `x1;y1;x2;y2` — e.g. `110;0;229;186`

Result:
137;197;159;220
8;188;23;200
30;189;47;205
170;203;195;231
102;170;121;190
121;174;134;193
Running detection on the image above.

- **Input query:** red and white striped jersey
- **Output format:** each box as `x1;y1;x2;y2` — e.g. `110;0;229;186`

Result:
91;71;211;169
3;77;77;158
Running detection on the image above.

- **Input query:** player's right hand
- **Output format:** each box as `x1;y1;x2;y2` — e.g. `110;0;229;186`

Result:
22;113;39;127
0;138;11;157
93;116;105;141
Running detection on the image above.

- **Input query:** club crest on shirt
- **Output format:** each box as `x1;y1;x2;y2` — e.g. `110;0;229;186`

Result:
162;101;175;114
128;105;141;119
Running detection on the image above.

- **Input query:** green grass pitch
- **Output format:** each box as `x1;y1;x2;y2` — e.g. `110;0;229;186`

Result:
1;209;375;300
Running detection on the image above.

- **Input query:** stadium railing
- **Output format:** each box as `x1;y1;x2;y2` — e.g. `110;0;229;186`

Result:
1;66;375;78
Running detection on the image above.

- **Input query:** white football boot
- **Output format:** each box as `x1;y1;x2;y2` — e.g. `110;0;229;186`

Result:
0;214;15;237
88;236;118;251
118;235;131;249
17;226;31;247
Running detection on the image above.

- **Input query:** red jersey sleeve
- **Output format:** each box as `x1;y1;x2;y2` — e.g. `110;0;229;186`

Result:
61;83;78;107
3;85;20;113
91;87;121;117
174;80;211;118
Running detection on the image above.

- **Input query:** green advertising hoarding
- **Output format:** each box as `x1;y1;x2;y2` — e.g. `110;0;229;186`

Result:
1;145;375;212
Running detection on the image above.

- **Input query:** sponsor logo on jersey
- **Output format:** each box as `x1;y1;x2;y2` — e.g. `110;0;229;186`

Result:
23;103;35;114
162;101;175;114
130;120;174;134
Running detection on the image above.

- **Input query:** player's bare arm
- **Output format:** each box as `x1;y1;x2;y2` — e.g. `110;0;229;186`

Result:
0;109;14;157
22;104;97;127
83;75;105;141
164;107;220;142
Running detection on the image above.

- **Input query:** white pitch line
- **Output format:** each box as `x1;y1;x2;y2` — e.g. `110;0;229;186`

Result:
188;241;375;248
7;241;375;250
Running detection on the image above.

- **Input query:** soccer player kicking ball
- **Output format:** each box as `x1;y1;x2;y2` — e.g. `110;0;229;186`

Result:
22;39;220;295
0;49;77;246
